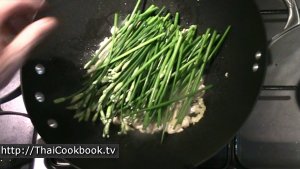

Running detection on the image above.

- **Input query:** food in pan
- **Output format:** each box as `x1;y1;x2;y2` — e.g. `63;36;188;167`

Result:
54;0;230;139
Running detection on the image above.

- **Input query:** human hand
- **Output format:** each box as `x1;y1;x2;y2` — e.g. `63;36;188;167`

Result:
0;0;57;89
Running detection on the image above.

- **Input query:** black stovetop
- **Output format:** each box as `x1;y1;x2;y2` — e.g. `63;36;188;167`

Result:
1;0;300;169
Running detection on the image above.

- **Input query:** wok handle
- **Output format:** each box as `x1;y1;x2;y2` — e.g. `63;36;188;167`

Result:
271;0;300;45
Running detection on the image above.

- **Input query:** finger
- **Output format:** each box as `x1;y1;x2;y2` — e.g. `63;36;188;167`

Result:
0;17;57;89
4;17;58;61
0;0;45;24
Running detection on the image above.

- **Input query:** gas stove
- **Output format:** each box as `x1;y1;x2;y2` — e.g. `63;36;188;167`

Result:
1;0;300;169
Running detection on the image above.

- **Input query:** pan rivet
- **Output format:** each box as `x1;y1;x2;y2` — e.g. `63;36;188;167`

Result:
255;51;262;60
35;64;45;75
35;92;45;102
252;63;259;72
225;72;229;78
47;119;58;128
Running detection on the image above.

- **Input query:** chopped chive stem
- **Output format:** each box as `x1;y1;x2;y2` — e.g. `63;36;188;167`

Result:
100;33;166;68
139;85;212;112
54;0;230;140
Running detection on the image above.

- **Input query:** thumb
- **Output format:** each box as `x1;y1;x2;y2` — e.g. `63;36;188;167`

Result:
0;17;57;89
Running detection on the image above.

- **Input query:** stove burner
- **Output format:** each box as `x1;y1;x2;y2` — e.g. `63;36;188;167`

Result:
0;71;21;104
0;158;33;169
0;111;35;169
0;86;21;104
44;159;74;169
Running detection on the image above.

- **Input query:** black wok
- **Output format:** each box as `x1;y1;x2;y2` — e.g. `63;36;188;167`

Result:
21;0;266;168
